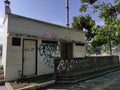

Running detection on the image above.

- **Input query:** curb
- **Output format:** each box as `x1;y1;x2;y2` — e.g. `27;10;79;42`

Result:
57;66;120;83
18;80;55;90
5;80;55;90
5;82;14;90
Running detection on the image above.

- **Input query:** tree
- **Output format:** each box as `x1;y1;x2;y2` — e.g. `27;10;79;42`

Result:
79;0;120;45
72;0;120;55
72;14;95;41
79;0;120;21
106;20;120;45
91;25;108;47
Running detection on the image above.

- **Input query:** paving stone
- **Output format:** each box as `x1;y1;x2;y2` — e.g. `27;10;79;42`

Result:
42;70;120;90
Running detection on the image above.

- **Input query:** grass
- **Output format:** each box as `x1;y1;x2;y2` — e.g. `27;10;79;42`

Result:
10;75;54;89
11;81;38;89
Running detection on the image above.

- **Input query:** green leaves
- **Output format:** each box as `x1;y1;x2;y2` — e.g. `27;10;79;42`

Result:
115;3;120;14
114;0;118;3
91;26;108;47
72;0;120;48
72;17;82;30
81;0;97;4
72;14;95;40
80;0;119;22
91;19;120;47
89;0;97;4
80;5;88;12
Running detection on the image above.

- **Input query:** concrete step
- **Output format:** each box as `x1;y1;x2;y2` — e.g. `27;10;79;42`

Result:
56;66;120;84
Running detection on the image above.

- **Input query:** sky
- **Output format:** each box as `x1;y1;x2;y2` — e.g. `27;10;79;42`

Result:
0;0;104;44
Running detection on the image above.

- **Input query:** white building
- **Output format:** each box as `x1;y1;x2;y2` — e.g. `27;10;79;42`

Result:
2;1;86;81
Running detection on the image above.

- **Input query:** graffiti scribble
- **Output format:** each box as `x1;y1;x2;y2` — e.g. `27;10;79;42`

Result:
38;43;60;68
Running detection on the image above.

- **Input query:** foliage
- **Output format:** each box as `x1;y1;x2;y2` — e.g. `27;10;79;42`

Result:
106;20;120;45
91;19;120;45
86;43;101;55
91;25;108;47
72;0;120;52
81;0;97;5
11;75;53;89
72;14;95;40
79;0;120;21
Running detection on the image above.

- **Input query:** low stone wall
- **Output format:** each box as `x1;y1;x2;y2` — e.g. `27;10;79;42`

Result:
55;56;119;74
54;56;120;83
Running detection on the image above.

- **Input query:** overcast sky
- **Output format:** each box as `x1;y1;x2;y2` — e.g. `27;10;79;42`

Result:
0;0;105;44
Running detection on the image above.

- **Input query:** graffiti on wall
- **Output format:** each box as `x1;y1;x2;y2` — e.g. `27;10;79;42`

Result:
38;43;60;68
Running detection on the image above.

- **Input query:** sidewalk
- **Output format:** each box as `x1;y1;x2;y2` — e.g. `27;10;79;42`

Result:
0;85;7;90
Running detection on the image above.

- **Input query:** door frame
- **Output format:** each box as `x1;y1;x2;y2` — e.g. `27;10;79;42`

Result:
61;42;73;59
22;39;38;77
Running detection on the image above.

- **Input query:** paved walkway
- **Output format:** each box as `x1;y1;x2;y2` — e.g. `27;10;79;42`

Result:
0;85;7;90
41;70;120;90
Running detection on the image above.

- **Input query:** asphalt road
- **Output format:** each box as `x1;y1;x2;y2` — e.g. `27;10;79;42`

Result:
40;70;120;90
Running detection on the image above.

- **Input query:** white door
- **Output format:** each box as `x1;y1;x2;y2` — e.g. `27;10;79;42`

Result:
23;40;37;76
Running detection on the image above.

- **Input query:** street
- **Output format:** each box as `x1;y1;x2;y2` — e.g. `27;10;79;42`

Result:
41;70;120;90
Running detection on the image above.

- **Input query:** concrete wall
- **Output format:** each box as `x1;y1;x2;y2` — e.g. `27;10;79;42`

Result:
73;43;86;57
7;14;85;43
37;39;56;75
5;36;61;81
2;16;8;79
56;56;120;74
3;13;86;81
5;36;22;81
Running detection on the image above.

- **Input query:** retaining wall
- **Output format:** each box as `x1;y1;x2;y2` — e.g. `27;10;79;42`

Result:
54;56;120;83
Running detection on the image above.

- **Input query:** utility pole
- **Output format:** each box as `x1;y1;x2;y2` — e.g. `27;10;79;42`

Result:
66;0;69;28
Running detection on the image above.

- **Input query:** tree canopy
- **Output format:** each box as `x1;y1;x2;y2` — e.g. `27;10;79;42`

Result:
71;0;120;48
80;0;120;21
72;14;95;40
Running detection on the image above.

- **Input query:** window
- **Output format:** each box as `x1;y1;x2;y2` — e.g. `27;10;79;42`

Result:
75;43;84;46
12;37;21;46
42;40;57;44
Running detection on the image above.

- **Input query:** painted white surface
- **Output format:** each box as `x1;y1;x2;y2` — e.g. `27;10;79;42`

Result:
7;14;85;43
5;37;56;81
23;40;36;76
2;16;8;79
6;65;22;81
3;13;86;81
6;37;22;66
73;43;86;57
37;39;59;75
5;36;22;81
